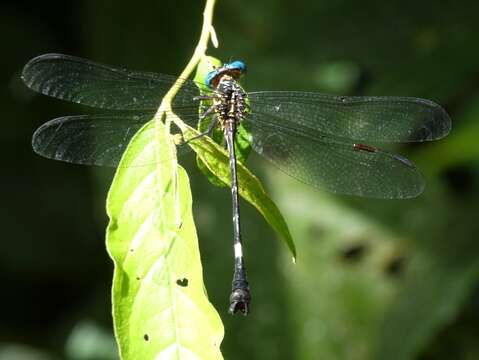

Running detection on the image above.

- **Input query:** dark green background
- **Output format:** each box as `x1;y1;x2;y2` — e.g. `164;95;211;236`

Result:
2;0;479;359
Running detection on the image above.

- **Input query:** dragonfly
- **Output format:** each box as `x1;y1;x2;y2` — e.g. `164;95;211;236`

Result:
22;53;451;315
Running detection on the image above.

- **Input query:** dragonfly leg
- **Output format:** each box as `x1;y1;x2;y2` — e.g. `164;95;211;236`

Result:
193;95;213;101
199;104;216;122
184;115;218;144
199;103;210;113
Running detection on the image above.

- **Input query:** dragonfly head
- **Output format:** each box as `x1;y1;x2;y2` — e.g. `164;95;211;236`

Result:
205;60;247;89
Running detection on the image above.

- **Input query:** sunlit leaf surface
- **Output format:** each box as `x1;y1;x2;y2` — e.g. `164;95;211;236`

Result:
106;119;224;359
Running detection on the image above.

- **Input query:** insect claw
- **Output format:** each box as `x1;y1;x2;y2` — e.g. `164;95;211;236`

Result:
229;280;251;315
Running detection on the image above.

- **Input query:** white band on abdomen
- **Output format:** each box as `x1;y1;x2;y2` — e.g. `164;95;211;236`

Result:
234;243;243;259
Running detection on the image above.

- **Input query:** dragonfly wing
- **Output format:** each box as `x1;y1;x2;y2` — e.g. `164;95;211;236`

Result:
22;53;202;111
245;111;425;199
32;113;196;167
248;91;451;143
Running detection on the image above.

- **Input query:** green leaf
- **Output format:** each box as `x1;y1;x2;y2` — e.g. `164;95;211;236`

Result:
180;123;296;259
106;118;224;360
234;121;253;165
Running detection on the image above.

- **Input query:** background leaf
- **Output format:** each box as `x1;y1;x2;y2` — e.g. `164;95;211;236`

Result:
106;119;224;359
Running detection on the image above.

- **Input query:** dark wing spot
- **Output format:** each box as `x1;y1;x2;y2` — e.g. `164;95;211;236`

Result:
144;334;149;341
353;143;377;153
408;125;433;141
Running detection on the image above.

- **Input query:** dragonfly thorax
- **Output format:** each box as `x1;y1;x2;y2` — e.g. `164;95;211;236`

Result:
212;75;248;128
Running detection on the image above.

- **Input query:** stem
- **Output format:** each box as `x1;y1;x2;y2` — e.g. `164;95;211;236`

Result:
152;0;217;226
155;0;217;117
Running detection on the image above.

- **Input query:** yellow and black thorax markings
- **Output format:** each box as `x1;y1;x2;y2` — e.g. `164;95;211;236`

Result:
211;75;249;129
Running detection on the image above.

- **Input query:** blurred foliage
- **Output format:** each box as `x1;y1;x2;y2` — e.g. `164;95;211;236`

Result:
1;0;479;359
64;321;117;360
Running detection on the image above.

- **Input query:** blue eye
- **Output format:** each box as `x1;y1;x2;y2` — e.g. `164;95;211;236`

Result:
204;69;218;88
226;60;247;74
204;61;247;88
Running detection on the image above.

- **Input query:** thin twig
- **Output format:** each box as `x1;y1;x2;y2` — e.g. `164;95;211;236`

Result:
155;0;218;118
152;0;218;226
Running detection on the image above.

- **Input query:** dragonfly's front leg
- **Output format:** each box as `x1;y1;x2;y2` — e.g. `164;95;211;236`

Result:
193;94;213;101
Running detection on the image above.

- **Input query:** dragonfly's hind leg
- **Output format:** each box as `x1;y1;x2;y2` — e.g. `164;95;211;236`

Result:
184;115;219;144
199;104;216;122
182;94;220;144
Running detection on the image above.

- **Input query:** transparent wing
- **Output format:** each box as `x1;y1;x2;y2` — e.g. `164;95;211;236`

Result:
245;111;425;199
248;91;451;143
32;112;200;167
22;53;202;111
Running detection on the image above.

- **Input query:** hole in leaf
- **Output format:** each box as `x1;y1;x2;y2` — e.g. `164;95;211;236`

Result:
109;220;118;231
176;278;189;287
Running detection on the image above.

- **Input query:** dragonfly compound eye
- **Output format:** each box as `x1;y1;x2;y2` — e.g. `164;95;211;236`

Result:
225;60;247;75
205;69;219;89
